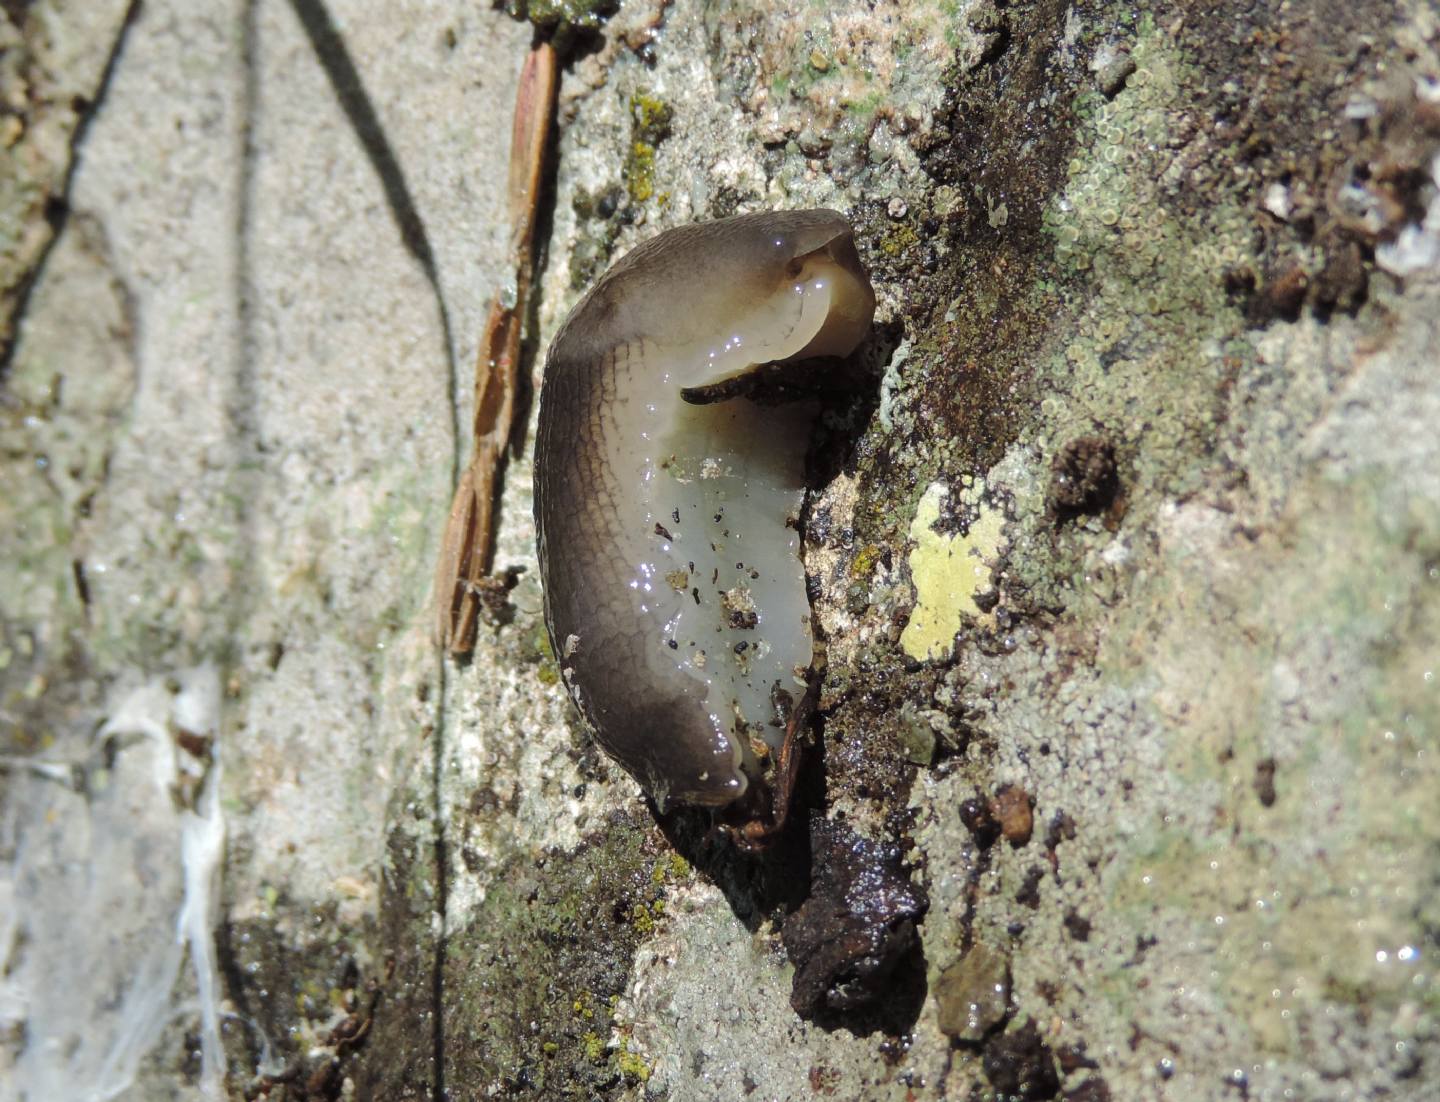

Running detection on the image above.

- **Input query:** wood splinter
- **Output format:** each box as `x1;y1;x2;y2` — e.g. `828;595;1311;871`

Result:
433;41;557;654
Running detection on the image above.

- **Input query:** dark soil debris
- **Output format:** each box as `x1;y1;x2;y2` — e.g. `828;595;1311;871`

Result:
960;795;1003;849
1254;756;1278;807
982;1018;1061;1101
1049;438;1120;525
1056;1043;1100;1073
1015;866;1045;909
1044;811;1077;850
1065;1076;1113;1102
1175;0;1440;322
1063;910;1092;942
782;817;927;1017
907;0;1081;471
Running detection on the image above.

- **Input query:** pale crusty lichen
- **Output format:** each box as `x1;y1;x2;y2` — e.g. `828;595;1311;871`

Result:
899;479;1006;660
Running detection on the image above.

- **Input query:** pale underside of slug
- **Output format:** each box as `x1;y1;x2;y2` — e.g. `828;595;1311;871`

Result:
535;210;875;811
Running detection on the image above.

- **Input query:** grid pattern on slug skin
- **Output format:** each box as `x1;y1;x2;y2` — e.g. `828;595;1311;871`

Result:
535;336;745;808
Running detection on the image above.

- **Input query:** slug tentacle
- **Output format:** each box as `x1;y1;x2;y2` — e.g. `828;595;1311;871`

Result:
535;210;875;814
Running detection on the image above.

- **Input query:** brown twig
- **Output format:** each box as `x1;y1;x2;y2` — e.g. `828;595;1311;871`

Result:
433;41;557;653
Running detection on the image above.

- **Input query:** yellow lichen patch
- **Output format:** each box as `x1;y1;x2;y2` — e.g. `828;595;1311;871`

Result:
900;481;1006;661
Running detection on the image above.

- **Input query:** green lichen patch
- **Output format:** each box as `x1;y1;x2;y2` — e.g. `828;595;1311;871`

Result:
358;814;676;1097
629;90;673;142
421;813;682;1097
624;91;673;205
499;0;618;32
1081;464;1440;1085
1012;27;1253;593
215;898;379;1089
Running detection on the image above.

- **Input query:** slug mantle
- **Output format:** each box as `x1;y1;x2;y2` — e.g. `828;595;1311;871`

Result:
534;210;875;827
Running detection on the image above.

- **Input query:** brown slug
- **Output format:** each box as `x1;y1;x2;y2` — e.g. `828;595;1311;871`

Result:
534;210;875;828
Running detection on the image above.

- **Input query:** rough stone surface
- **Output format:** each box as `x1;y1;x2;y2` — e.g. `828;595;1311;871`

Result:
3;1;1439;1100
934;941;1010;1044
0;0;135;365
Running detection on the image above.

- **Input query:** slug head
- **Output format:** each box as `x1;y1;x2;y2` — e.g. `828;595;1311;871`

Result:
567;210;875;387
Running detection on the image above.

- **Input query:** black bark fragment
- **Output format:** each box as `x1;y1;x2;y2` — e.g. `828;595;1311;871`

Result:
781;818;927;1017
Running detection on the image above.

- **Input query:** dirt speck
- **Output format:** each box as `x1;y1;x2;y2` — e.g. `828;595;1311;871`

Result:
991;784;1035;847
1049;438;1120;525
960;795;1002;849
1064;1076;1113;1102
982;1018;1061;1100
1063;910;1092;942
1015;866;1045;909
1254;757;1278;808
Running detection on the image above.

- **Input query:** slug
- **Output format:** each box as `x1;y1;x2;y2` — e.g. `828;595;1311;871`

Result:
534;210;875;828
